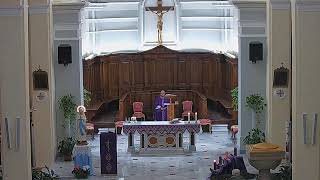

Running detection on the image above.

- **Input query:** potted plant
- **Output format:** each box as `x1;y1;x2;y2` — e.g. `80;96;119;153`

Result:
274;164;292;180
230;87;238;120
58;94;76;137
243;128;266;145
32;166;59;179
83;89;91;107
72;166;90;179
246;94;266;129
58;137;76;161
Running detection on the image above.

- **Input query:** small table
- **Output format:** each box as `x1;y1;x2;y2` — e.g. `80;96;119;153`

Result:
123;121;200;153
72;144;94;175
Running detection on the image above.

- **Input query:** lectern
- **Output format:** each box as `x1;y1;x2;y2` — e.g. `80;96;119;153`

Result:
164;94;178;121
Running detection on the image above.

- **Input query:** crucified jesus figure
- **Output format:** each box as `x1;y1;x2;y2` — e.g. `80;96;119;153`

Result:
146;0;174;45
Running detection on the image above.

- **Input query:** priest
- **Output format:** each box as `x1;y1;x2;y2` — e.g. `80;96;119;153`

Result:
154;90;170;121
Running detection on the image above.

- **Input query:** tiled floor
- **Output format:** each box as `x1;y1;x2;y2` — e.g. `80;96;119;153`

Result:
52;125;258;180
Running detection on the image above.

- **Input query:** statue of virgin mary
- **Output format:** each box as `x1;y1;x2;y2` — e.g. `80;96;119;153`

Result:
76;105;88;145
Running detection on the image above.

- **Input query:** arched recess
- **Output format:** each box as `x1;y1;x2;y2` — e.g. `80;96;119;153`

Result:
139;0;180;47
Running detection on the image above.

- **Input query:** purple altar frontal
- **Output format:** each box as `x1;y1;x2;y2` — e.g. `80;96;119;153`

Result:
123;121;200;153
123;121;200;134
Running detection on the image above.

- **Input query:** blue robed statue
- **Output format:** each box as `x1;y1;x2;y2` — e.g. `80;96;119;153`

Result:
154;90;170;121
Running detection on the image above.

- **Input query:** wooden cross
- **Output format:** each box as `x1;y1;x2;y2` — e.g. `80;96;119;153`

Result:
146;0;175;45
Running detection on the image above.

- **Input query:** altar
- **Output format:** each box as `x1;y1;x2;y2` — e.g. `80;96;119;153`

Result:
123;121;201;154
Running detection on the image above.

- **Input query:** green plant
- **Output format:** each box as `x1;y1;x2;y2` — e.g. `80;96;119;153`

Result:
274;164;292;180
32;166;59;180
83;89;92;107
243;128;265;145
245;94;266;114
58;137;76;156
58;94;76;120
231;87;238;111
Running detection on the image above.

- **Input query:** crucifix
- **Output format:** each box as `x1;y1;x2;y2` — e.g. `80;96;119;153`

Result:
146;0;175;45
276;89;285;98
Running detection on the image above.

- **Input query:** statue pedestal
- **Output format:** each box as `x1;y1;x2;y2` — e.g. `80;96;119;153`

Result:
72;144;94;175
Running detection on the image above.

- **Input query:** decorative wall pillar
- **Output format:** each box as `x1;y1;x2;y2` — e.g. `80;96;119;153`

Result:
291;0;320;179
29;0;55;167
53;1;85;143
0;0;32;179
266;0;291;148
231;0;267;153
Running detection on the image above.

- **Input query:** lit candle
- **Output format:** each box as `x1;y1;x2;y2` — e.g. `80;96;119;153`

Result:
188;112;190;123
195;112;198;121
213;160;217;170
218;156;223;165
234;147;238;156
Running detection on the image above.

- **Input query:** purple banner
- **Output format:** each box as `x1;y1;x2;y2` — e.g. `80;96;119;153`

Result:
100;132;117;175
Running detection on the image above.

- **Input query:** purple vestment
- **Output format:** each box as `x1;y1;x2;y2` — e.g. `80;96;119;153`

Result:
154;96;169;121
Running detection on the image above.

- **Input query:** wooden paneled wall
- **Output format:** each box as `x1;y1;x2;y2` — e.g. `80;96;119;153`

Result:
83;45;238;119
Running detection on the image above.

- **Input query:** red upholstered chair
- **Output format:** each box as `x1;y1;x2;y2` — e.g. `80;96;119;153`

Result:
199;119;212;133
133;102;145;120
182;100;194;118
231;125;239;139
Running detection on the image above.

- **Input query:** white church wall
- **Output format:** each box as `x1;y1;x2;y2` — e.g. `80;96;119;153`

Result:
53;3;85;143
239;37;267;153
83;0;238;55
232;1;267;153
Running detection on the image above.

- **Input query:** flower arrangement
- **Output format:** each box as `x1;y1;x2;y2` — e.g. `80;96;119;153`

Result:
72;166;90;179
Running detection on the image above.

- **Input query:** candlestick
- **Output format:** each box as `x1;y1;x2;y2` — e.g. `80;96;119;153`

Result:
195;112;198;121
213;160;217;170
218;156;223;165
234;147;238;156
188;112;190;123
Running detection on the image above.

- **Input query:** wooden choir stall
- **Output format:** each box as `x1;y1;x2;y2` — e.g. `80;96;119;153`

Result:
83;45;238;129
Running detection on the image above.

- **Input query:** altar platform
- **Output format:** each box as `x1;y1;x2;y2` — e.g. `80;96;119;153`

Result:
123;121;201;154
52;125;259;180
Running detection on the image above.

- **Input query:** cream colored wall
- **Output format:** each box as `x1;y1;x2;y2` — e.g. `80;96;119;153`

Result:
0;0;23;6
292;7;320;180
266;4;291;148
29;8;56;166
0;8;32;180
29;0;50;5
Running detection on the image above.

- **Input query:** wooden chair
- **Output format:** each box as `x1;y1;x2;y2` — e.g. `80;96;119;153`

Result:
182;100;194;118
133;102;145;120
199;119;212;133
231;125;239;139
